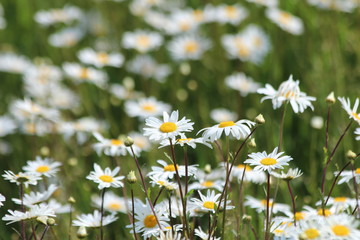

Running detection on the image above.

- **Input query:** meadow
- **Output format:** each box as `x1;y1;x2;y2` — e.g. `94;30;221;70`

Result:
0;0;359;239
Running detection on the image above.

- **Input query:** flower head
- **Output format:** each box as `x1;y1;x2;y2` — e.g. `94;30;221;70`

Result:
23;156;61;177
338;97;360;125
72;210;118;227
3;171;41;188
86;164;124;189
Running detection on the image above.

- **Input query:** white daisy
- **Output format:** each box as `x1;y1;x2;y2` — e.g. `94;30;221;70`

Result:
194;226;220;240
110;83;143;101
47;199;71;214
266;8;304;35
92;132;128;157
77;48;124;68
2;203;56;225
127;55;171;82
244;196;290;214
122;30;163;53
214;4;248;25
156;230;184;240
86;163;125;189
338;97;360;125
159;133;212;149
0;53;32;74
124;97;171;119
147;160;197;180
257;75;316;113
12;184;58;206
225;72;261;97
2;171;41;188
188;178;224;192
143;110;194;142
11;98;60;122
72;210;118;227
210;108;237;123
355;128;360;140
129;132;152;152
295;217;324;240
0;194;5;207
149;176;178;190
324;213;360;239
0;116;17;137
34;5;83;26
245;147;292;173
23;156;61;177
167;35;211;61
190;190;234;213
246;0;278;7
92;191;128;213
161;10;200;35
271;168;303;181
316;197;357;213
197;119;255;142
231;164;266;184
336;168;360;185
48;27;84;48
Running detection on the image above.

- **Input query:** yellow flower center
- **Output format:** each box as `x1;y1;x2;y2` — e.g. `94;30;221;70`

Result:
317;209;331;217
159;122;177;133
355;168;360;174
260;158;277;166
334;197;347;202
137;36;150;48
97;52;109;64
111;139;123;146
253;37;262;47
157;180;165;186
279;12;291;24
203;201;215;209
352;112;360;121
99;175;114;183
284;91;296;98
237;164;252;171
184;41;199;53
143;215;157;228
332;225;350;236
202;181;214;187
36;165;50;173
274;229;284;235
108;203;121;211
180;22;191;31
295;212;305;220
178;138;193;143
304;228;320;239
79;68;89;79
192;10;203;21
261;200;273;207
218;121;235;128
225;6;237;19
142;104;155;112
163;164;178;172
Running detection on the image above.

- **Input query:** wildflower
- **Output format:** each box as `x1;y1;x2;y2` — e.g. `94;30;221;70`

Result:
143;110;194;142
162;10;200;35
12;184;57;206
2;204;56;225
23;156;61;177
257;75;316;113
194;226;220;240
190;190;234;213
307;0;358;13
77;226;88;238
231;164;266;184
147;160;197;180
156;230;184;240
72;210;118;227
266;8;304;35
92;191;128;213
77;48;124;68
198;119;255;142
244;196;290;214
324;214;360;239
92;132;128;157
246;0;278;7
210;108;237;123
159;133;212;149
0;194;5;207
47;199;71;214
86;163;124;189
355;128;360;140
326;92;336;104
129;132;152;152
335;168;360;185
338;97;360;125
127;55;171;82
0;53;32;74
271;168;303;181
122;30;163;53
167;34;211;61
296;218;324;240
48;27;84;48
124;97;171;119
316;197;357;213
11;98;60;122
149;176;178;190
225;72;261;96
34;5;83;26
0;116;16;137
3;171;41;188
214;4;248;25
188;178;224;192
311;116;324;129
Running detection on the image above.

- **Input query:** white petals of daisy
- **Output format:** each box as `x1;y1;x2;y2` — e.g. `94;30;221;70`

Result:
2;171;41;188
245;147;293;173
355;128;360;140
225;72;261;97
167;35;211;61
271;168;303;181
92;132;128;157
122;30;163;53
72;210;118;227
2;204;56;225
190;190;234;213
124;97;171;119
86;164;125;189
338;97;360;125
77;48;124;68
23;156;61;177
266;8;304;35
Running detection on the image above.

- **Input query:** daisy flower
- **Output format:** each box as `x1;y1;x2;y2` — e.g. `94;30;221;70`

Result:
355;128;360;140
86;163;125;189
149;176;178;190
162;10;200;35
128;199;170;239
156;230;184;240
92;132;128;157
338;97;360;125
190;190;234;213
194;227;220;240
34;5;83;26
48;27;84;48
246;0;278;7
245;147;292;173
2;204;56;225
159;133;212;149
335;168;360;185
210;108;237;123
47;199;71;214
316;197;357;213
3;171;41;188
11;98;60;122
257;75;316;113
92;191;128;213
197;119;255;142
295;217;325;240
231;164;266;184
225;72;261;97
0;116;17;137
266;8;304;35
188;178;224;192
0;194;5;207
271;168;303;181
0;53;32;74
244;196;290;214
72;210;118;227
77;48;124;68
122;30;163;53
167;35;211;61
129;132;152;152
124;97;171;119
12;184;58;206
143;110;194;142
324;213;360;239
127;55;171;82
23;156;61;177
147;160;197;180
214;4;248;25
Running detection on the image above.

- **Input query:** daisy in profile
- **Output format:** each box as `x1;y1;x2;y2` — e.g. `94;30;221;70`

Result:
147;159;197;180
257;75;316;113
190;190;234;214
48;27;84;48
159;133;212;149
143;110;194;142
11;98;60;122
92;191;128;213
245;147;292;173
2;204;56;225
324;213;360;239
127;55;171;82
271;168;303;181
92;132;128;157
225;72;261;96
34;5;83;26
77;48;124;68
338;97;360;124
72;210;118;227
355;128;360;140
149;176;178;190
214;4;248;25
122;30;163;53
167;35;211;61
12;184;57;206
86;164;124;189
266;8;304;35
231;164;266;184
188;178;224;192
197;119;255;142
23;156;61;178
194;226;220;240
0;53;32;74
335;168;360;185
317;196;357;213
244;196;290;214
124;97;171;119
3;171;41;188
210;108;237;123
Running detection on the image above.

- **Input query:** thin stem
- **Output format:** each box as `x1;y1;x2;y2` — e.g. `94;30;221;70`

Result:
20;183;26;240
278;104;288;152
325;106;331;151
184;147;189;196
100;188;106;240
168;195;174;235
153;187;164;206
220;137;230;239
265;173;271;240
131;188;139;240
68;203;73;240
31;222;38;240
351;163;360;218
40;226;50;240
321;121;353;194
250;224;259;240
286;181;297;226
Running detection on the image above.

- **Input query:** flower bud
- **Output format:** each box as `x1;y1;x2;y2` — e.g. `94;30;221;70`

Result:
124;136;134;147
47;218;56;226
242;215;252;223
40;146;50;156
127;171;137;184
247;138;256;148
77;226;88;239
326;92;336;104
204;164;212;174
346;150;357;160
254;114;265;124
68;196;76;204
36;216;48;225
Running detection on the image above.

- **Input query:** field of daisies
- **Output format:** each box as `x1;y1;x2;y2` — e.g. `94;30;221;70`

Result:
0;0;360;239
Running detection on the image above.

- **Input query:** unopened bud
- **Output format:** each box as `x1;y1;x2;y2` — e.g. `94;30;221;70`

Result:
326;92;336;104
242;215;252;223
47;218;56;226
77;226;88;238
180;63;191;75
40;146;50;156
204;164;212;174
346;150;357;160
124;136;134;147
254;114;265;124
68;157;78;166
36;216;48;225
68;196;76;204
247;138;256;148
127;171;137;184
165;184;176;192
